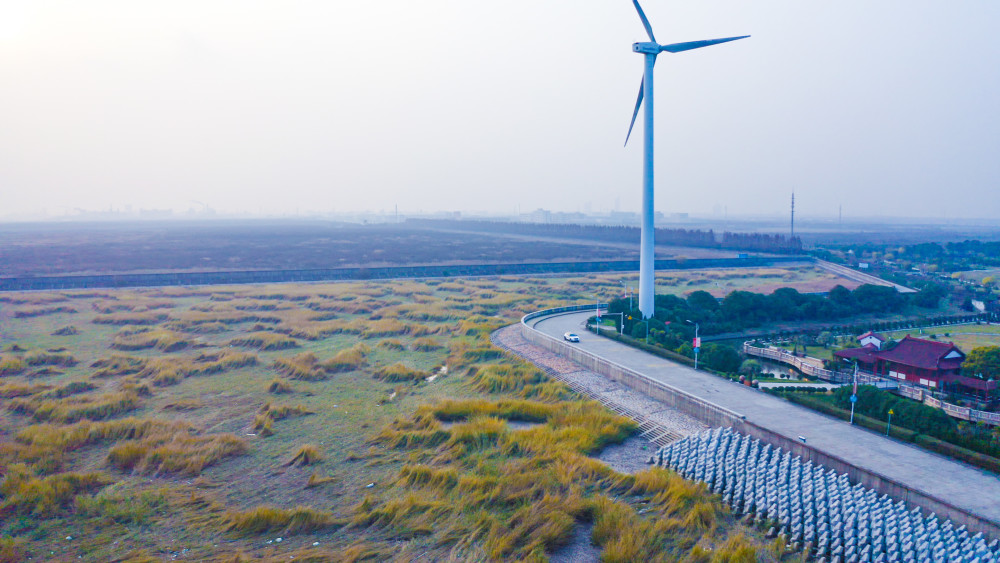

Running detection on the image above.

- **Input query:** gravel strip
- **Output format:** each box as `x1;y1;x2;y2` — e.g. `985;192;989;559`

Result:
549;522;599;563
594;435;658;475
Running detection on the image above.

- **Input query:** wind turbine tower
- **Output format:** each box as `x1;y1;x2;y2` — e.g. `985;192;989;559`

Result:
624;0;748;319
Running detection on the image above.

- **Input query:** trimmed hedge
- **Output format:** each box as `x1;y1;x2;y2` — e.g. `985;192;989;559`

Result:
599;330;696;368
599;329;745;380
780;393;1000;474
767;385;828;394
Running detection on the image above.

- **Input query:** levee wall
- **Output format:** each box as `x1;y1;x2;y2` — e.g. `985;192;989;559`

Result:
521;306;1000;539
0;256;807;292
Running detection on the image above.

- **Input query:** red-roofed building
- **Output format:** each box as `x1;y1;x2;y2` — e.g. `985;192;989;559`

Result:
873;336;964;388
835;335;974;392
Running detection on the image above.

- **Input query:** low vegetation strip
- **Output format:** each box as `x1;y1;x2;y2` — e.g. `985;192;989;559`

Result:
0;277;785;560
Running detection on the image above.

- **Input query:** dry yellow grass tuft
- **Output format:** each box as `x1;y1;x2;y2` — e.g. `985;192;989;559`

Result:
287;444;323;466
360;318;434;338
92;311;170;325
228;332;299;351
252;402;314;437
324;344;369;372
251;413;274;437
136;350;258;385
0;465;112;517
111;328;193;352
0;382;51;398
305;472;336;489
411;337;443;351
373;363;428;383
91;298;174;314
224;505;338;535
260;403;314;420
13;305;78;318
11;417;248;477
23;350;78;367
91;355;146;378
0;292;68;305
273;352;327;381
107;432;248;476
8;390;143;423
273;344;369;381
377;339;406;351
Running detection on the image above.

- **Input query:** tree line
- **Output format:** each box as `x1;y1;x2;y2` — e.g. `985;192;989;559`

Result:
610;284;912;339
602;283;958;373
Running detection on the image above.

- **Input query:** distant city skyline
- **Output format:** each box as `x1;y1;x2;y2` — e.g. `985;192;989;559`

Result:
8;205;999;229
2;1;999;220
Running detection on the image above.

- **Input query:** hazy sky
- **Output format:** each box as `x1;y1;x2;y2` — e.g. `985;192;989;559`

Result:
2;1;999;220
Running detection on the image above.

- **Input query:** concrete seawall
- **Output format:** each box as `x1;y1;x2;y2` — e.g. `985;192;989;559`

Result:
521;305;1000;539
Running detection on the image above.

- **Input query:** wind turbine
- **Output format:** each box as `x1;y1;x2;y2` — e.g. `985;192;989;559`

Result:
625;0;748;319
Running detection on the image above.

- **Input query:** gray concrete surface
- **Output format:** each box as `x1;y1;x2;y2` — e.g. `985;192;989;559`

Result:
532;311;1000;527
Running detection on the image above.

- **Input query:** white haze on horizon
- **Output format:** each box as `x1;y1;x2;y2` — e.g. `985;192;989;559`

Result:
1;0;999;220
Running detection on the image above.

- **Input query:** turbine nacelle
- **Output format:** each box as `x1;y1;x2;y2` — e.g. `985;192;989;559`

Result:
632;42;660;55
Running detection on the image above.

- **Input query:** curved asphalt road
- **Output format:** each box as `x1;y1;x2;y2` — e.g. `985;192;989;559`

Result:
535;311;1000;527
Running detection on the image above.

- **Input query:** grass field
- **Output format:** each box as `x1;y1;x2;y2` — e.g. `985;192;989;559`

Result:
0;276;790;561
765;323;1000;364
880;323;1000;352
953;269;1000;285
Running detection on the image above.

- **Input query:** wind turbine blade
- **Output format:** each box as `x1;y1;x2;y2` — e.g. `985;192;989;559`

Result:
631;0;656;43
659;35;750;53
624;77;644;146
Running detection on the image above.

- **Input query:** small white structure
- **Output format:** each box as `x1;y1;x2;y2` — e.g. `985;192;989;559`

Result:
857;331;886;350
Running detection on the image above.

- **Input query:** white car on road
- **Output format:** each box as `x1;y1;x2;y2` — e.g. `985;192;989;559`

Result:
563;332;580;342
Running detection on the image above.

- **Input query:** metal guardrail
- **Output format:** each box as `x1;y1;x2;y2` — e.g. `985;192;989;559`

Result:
742;343;848;383
521;305;746;425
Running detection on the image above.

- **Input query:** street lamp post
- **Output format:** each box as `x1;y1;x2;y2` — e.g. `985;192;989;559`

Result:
886;408;894;436
620;280;633;312
850;363;859;425
686;319;700;370
591;297;604;334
